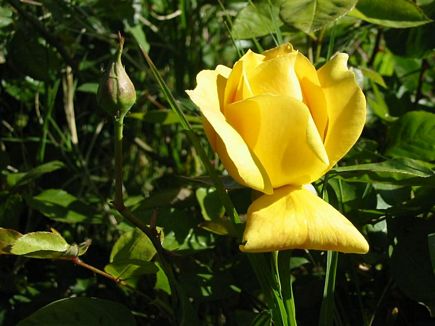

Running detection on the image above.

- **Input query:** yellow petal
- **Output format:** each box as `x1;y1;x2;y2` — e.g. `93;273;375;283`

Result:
240;186;369;254
295;53;328;140
225;95;329;188
262;43;295;59
317;53;366;169
224;50;265;105
186;69;273;194
246;51;303;101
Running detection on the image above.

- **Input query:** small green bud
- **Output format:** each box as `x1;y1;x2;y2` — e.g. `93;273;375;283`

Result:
97;33;136;118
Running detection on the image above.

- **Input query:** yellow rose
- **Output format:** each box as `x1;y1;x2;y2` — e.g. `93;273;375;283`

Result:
187;44;369;254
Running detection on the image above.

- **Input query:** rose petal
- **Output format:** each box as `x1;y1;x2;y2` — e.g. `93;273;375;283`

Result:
224;50;265;106
317;53;366;168
225;95;329;188
295;53;328;140
186;69;273;194
246;51;303;101
240;185;369;254
262;43;295;59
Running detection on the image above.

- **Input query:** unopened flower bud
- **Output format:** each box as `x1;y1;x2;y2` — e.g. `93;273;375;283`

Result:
97;34;136;118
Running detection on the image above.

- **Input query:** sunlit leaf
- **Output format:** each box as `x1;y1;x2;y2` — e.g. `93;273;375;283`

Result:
6;161;64;188
10;231;70;259
332;157;434;185
26;189;102;224
76;83;98;94
105;259;158;286
351;0;432;28
129;110;200;125
0;228;22;254
110;228;157;263
232;1;282;39
155;262;171;295
360;67;387;88
196;187;224;221
126;23;150;53
280;0;358;33
199;220;234;236
0;6;13;28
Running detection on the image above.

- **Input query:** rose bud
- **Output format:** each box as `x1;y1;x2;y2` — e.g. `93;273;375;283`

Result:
97;34;136;118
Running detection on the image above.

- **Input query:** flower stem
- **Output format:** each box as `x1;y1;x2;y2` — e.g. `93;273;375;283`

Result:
278;250;297;325
114;115;124;209
319;250;339;325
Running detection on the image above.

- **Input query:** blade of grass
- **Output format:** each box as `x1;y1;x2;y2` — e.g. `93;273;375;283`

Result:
249;253;288;326
37;81;60;163
319;250;339;326
217;0;243;58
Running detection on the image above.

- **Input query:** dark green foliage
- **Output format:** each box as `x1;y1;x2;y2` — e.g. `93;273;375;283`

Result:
0;0;434;325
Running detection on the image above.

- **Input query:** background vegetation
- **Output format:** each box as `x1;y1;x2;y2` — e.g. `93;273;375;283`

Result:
0;0;434;325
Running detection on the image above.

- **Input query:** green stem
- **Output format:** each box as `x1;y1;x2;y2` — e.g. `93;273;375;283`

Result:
319;172;339;325
248;253;288;326
114;116;124;209
278;251;297;325
319;250;339;325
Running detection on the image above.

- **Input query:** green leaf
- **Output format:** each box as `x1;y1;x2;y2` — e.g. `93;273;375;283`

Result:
110;228;157;263
332;157;434;185
196;187;224;221
0;6;13;28
105;259;158;286
10;231;70;259
17;297;136;326
232;1;282;39
27;189;102;224
6;161;64;188
155;262;171;295
280;0;358;33
126;23;150;53
367;82;397;122
76;82;98;94
386;111;435;161
106;228;160;287
129;110;200;125
351;0;432;28
360;67;387;88
198;220;234;236
0;228;22;254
